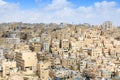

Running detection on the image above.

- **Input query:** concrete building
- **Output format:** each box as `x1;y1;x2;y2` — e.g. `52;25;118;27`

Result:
37;61;51;80
15;50;37;71
101;21;114;30
2;59;16;77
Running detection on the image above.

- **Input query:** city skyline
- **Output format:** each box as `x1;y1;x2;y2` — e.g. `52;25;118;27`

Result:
0;0;120;25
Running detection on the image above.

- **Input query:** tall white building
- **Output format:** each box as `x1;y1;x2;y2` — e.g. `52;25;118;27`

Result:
42;42;49;51
101;21;114;30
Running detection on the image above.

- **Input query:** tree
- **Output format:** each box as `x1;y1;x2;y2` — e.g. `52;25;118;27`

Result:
20;33;27;40
111;72;116;78
82;69;95;80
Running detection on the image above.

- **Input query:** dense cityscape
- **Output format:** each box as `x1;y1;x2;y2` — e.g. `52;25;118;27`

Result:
0;21;120;80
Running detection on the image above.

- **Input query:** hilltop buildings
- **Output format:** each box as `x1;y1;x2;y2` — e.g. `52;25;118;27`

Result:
0;22;120;80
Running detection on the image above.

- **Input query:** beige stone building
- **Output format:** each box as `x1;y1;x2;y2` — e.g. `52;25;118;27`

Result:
30;42;41;52
37;61;51;80
61;39;70;51
15;50;37;71
2;59;16;77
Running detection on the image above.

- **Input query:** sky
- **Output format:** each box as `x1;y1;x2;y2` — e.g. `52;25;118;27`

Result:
0;0;120;25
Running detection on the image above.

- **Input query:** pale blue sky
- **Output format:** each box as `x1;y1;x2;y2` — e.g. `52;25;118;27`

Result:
1;0;120;25
4;0;120;9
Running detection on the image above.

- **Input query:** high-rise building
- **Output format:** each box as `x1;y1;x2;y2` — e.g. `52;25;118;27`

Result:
101;21;114;30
